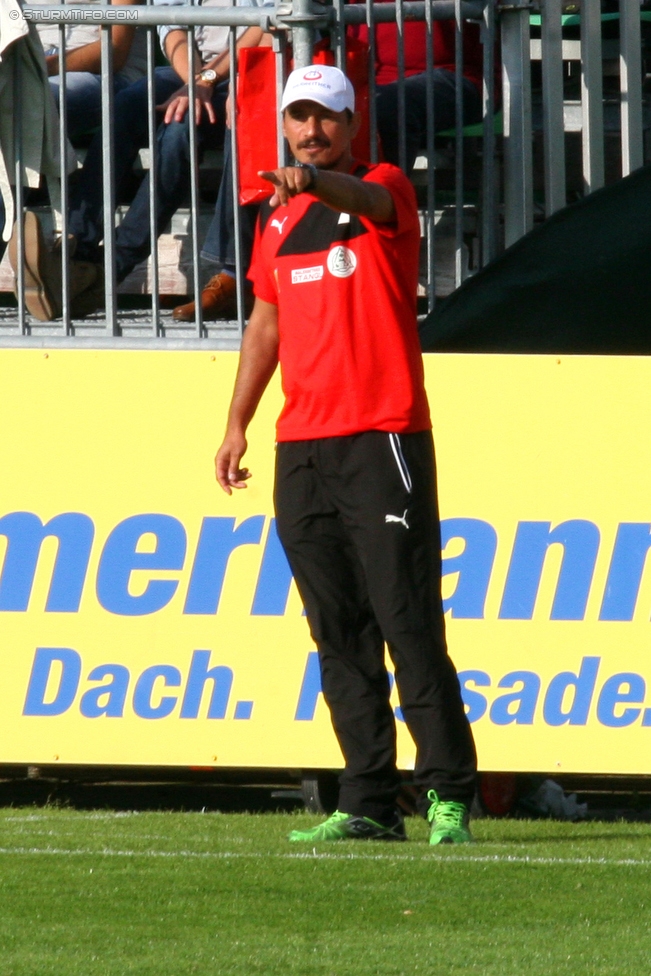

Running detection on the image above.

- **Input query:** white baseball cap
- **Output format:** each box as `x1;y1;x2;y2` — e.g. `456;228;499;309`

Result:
281;64;355;114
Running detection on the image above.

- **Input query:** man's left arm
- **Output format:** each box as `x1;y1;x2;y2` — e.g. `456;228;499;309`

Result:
259;166;396;223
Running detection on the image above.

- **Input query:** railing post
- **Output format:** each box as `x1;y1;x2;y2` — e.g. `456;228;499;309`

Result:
331;0;346;70
540;0;566;215
454;0;465;286
581;0;604;193
100;23;118;334
186;28;204;338
146;0;161;336
58;10;72;333
500;0;533;247
289;0;316;69
619;0;643;177
481;0;498;267
12;49;26;335
272;30;290;167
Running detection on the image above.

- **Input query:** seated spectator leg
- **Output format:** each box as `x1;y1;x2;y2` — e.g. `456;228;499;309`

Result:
69;67;183;266
202;130;258;274
112;81;228;284
48;71;101;141
48;70;132;142
376;70;482;172
173;130;257;321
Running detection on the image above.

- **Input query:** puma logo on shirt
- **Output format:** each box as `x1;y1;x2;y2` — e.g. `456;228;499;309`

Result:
271;217;288;234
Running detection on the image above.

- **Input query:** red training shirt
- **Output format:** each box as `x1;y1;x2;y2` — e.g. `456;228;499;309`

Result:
248;161;432;442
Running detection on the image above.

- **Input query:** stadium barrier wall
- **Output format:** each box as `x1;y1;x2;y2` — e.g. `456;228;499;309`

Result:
2;348;651;774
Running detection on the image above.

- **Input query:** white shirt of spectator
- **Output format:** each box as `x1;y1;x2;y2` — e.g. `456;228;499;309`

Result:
156;0;268;65
31;0;147;85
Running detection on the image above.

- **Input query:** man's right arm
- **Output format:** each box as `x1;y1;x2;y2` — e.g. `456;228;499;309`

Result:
260;165;396;224
215;297;279;494
44;0;140;76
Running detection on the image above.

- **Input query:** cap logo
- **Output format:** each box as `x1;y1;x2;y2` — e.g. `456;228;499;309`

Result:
303;70;323;81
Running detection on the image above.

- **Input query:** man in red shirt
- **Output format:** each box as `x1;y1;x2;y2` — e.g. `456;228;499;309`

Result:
215;64;476;844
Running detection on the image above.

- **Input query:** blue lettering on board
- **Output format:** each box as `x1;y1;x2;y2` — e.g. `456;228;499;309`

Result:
0;512;94;612
184;516;264;615
441;519;497;619
499;520;600;620
97;514;186;616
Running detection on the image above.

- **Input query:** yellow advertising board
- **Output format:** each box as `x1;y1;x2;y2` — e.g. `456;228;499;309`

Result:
1;348;651;774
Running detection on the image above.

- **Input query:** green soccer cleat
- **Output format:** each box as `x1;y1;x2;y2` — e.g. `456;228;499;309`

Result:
426;790;472;845
288;809;406;843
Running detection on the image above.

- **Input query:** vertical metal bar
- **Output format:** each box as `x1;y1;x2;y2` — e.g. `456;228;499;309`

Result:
146;6;161;335
58;13;71;331
187;26;203;337
291;0;315;69
230;23;246;338
480;0;497;266
396;0;407;171
366;0;379;164
425;0;436;310
274;32;289;167
333;0;346;71
620;0;643;176
500;2;533;247
13;50;26;335
540;0;566;215
454;0;464;286
100;24;119;333
581;0;605;193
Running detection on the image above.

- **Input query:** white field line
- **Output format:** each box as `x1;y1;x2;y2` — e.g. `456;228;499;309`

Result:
4;812;138;822
0;846;650;867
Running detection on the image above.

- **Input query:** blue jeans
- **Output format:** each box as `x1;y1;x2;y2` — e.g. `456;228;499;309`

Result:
201;129;257;275
47;65;134;142
376;70;483;171
69;67;228;282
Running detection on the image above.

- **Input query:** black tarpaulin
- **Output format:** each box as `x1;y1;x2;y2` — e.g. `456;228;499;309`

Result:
419;163;651;355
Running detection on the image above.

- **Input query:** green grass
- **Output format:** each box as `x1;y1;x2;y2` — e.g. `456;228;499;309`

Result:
0;809;650;975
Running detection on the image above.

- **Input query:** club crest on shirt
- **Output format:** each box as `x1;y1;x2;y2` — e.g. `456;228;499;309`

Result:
327;245;357;278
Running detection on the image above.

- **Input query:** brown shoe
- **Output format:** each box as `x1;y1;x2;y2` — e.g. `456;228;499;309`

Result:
8;211;62;321
172;272;253;322
9;214;105;321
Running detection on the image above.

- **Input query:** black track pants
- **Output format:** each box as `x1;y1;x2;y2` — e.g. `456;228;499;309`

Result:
274;430;477;822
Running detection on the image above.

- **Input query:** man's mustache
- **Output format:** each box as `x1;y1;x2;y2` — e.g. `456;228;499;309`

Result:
296;138;331;150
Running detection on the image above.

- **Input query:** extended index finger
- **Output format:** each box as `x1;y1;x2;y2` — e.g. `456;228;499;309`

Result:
258;170;282;185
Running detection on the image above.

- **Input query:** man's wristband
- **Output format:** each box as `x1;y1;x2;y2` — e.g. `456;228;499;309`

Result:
295;162;318;192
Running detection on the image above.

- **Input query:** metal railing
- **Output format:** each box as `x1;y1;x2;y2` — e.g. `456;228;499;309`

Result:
502;0;649;245
1;0;649;345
